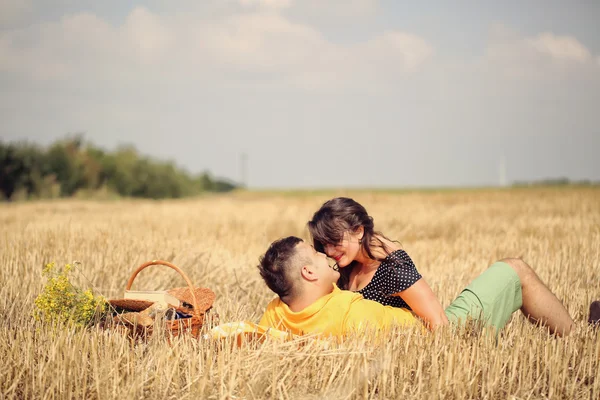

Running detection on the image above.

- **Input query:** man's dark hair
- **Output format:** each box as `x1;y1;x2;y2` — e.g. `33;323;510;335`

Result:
258;236;305;300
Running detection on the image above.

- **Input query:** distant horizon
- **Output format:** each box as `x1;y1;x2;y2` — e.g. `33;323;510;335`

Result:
245;181;600;192
3;133;599;190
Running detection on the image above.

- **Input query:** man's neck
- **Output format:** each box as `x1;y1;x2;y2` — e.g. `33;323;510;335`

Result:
286;285;332;312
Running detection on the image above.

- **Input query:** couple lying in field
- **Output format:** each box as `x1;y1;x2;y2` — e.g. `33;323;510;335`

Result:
249;197;599;339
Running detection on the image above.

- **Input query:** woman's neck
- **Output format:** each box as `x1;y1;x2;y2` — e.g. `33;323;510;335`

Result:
354;250;380;272
354;236;396;271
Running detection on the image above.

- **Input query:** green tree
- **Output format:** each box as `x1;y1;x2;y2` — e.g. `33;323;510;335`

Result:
1;136;238;200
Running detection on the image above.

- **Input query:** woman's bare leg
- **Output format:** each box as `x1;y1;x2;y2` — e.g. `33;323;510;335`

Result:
501;258;574;336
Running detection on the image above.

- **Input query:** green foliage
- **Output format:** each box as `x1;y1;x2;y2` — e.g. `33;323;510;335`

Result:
34;262;108;327
0;135;238;200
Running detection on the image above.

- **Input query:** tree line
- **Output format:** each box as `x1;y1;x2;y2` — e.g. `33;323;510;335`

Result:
0;135;238;200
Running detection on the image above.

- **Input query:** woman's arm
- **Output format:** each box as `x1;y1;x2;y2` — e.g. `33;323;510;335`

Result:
393;278;448;330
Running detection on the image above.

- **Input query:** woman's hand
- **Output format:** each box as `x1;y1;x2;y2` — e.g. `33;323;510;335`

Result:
393;278;448;330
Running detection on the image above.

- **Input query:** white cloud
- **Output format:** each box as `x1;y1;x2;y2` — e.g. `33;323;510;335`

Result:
123;7;173;62
363;31;433;71
239;0;292;9
0;12;122;81
200;12;325;71
527;32;591;63
485;24;597;79
295;0;379;17
0;6;432;90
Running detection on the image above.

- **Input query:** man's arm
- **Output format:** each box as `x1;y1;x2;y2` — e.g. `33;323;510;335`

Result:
343;296;419;335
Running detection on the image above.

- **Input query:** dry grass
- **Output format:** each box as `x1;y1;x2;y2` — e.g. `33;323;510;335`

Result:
1;187;599;399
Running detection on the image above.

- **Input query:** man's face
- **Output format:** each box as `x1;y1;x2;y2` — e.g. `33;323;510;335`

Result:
297;241;340;286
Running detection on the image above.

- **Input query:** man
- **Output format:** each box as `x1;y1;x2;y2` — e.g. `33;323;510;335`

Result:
257;236;576;338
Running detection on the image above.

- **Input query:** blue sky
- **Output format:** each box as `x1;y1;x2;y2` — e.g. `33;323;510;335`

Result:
1;0;599;188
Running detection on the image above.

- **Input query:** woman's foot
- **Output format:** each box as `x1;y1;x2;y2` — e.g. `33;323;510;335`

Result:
589;301;600;325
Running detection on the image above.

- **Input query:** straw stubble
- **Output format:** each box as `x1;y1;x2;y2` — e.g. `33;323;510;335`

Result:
1;187;599;399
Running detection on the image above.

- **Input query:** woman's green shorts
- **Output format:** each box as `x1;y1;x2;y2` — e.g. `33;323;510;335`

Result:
444;261;523;333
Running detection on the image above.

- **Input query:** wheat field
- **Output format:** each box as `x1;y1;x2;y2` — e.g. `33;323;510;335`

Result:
1;187;599;399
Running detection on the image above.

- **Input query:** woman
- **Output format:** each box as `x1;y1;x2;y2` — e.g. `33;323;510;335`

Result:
308;197;449;330
308;196;582;336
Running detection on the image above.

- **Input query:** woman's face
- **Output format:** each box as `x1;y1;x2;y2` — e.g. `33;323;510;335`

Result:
322;227;363;268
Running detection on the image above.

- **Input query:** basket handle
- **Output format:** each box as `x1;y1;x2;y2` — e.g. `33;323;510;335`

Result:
125;260;201;317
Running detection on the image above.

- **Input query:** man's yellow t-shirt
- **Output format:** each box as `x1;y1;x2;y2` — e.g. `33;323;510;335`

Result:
258;285;419;337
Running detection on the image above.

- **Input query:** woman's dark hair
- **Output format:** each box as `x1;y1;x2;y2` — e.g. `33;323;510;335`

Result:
307;197;396;289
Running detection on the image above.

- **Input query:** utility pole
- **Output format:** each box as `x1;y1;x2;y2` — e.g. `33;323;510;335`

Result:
240;152;248;188
499;153;507;187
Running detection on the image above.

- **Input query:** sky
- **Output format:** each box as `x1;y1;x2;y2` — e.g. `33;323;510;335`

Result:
1;0;599;188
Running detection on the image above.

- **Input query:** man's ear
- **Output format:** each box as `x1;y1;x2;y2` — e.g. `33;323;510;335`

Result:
300;263;318;282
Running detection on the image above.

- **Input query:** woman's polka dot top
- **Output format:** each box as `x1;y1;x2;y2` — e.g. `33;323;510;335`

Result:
356;249;422;309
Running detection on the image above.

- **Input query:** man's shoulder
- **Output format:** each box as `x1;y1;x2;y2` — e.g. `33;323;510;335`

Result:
265;296;281;307
258;297;283;327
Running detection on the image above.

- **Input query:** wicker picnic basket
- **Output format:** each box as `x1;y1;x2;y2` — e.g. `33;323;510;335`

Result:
108;260;216;339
